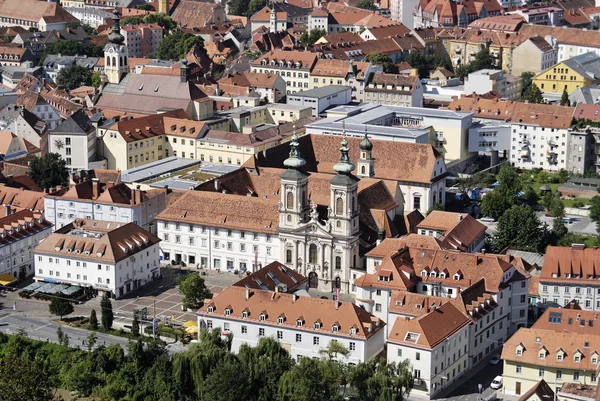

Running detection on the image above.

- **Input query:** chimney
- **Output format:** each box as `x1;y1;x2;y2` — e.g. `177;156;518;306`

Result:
458;213;463;222
214;179;220;191
481;249;485;255
3;204;10;216
135;184;141;204
335;300;341;310
92;178;100;199
107;181;115;188
293;293;299;302
275;285;279;293
245;287;252;300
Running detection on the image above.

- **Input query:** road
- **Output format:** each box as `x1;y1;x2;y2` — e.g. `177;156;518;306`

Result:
480;213;597;236
0;312;186;353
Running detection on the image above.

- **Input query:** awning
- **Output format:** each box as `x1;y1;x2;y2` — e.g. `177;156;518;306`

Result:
183;320;197;328
22;282;43;291
0;273;16;286
61;286;81;295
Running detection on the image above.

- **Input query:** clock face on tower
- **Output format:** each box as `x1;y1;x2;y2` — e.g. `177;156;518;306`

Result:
54;139;64;149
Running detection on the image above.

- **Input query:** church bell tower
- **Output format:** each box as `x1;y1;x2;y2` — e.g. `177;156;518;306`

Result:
104;10;129;85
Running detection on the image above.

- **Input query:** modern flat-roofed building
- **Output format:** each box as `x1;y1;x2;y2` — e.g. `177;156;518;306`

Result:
286;85;352;116
33;219;161;298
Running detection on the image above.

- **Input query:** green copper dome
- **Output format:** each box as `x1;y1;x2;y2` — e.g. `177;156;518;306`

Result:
333;136;355;174
360;129;372;151
283;132;306;169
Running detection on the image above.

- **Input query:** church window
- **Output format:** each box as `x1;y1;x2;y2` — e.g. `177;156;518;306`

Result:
336;221;341;228
119;57;123;67
336;197;344;215
309;244;317;264
112;57;117;67
106;57;111;67
286;192;294;209
286;249;292;264
287;215;292;223
361;166;366;175
335;256;341;270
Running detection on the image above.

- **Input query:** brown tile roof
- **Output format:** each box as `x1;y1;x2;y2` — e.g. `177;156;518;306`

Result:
0;0;76;23
250;6;287;21
0;209;51;245
48;181;162;205
519;380;554;401
560;383;597;400
540;246;600;284
469;14;525;31
387;302;471;349
574;104;600;122
218;72;281;88
0;184;44;212
318;32;364;44
388;290;451;318
108;109;190;143
252;50;318;70
198;285;385;339
247;134;443;185
172;0;223;28
34;219;161;263
364;24;410;40
529;275;540;297
528;36;554;52
232;261;307;292
365;237;437;259
532;307;600;335
310;58;353;77
563;8;591;24
501;327;600;370
367;72;418;95
417;211;487;251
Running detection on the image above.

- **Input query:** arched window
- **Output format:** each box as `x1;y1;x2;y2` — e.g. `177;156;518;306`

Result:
335;256;341;270
286;249;292;264
309;244;317;264
119;57;123;67
286;192;294;209
361;166;366;175
336;197;343;215
286;215;292;222
106;57;111;67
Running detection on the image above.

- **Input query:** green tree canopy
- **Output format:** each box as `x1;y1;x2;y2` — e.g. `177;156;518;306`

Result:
300;28;327;47
40;40;103;64
278;357;344;401
405;52;452;78
365;52;398;73
247;0;267;16
89;309;98;330
28;153;69;190
121;12;176;33
49;297;74;320
357;0;376;10
56;65;92;90
134;3;155;10
100;293;114;331
455;48;496;79
350;359;413;401
494;205;550;252
156;30;205;60
177;273;212;310
560;87;570;106
523;82;544;103
520;71;535;98
0;355;53;401
589;195;600;232
227;0;249;16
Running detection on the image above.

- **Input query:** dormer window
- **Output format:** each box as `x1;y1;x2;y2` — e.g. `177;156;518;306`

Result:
296;319;303;327
314;322;321;329
350;327;357;335
421;271;427;277
592;356;598;364
517;349;523;356
278;316;285;324
259;313;266;321
332;324;339;332
439;273;446;279
575;355;581;362
242;311;248;318
429;271;436;278
224;308;231;316
207;306;214;313
539;352;545;360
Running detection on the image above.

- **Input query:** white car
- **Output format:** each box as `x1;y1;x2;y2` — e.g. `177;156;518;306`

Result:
489;354;501;365
491;376;503;389
480;217;495;222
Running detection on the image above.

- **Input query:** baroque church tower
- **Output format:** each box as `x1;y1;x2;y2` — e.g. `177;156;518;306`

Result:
279;128;310;229
104;10;129;85
357;129;375;178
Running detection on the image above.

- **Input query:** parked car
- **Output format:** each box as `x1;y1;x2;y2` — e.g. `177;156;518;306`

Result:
491;376;503;389
480;217;495;222
489;354;501;365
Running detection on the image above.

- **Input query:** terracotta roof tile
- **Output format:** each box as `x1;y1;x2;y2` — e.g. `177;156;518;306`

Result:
232;261;307;292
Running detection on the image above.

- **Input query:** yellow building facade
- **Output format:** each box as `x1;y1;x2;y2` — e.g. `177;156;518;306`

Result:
533;62;593;94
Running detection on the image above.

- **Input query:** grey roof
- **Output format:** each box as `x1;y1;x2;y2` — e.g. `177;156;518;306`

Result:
570;85;600;104
561;52;600;81
149;178;201;190
43;55;99;71
64;7;114;18
0;65;42;80
120;157;201;183
506;249;545;267
290;85;351;99
51;109;93;135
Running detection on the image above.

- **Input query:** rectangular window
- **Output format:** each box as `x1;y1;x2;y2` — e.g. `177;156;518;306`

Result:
277;331;283;340
259;328;265;336
296;334;302;342
416;352;421;361
539;368;544;377
557;370;562;379
241;325;247;334
313;336;319;345
349;342;356;351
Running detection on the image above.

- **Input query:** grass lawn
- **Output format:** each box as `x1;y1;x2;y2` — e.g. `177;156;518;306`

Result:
529;182;592;207
143;165;217;184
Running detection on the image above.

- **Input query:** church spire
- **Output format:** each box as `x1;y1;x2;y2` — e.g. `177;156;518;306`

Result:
108;9;124;45
283;124;306;169
333;135;355;174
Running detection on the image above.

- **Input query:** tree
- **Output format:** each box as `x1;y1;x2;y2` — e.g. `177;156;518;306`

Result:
28;153;69;190
494;205;550;252
177;273;212;310
134;3;155;10
589;195;600;232
350;359;413;401
91;70;102;88
156;30;205;60
365;52;398;74
100;293;114;331
49;297;74;320
480;191;511;221
549;198;565;218
247;0;267;16
87;332;97;352
203;359;250;401
0;355;53;401
426;203;444;214
552;217;568;244
227;0;249;16
319;340;350;360
122;13;176;33
496;165;522;198
89;309;99;330
131;314;140;337
56;65;92;90
40;40;103;64
560;87;570;106
520;71;535;98
405;52;452;78
523;82;544;103
65;20;96;35
357;0;376;10
57;326;64;343
300;28;327;47
278;358;344;401
455;48;496;79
